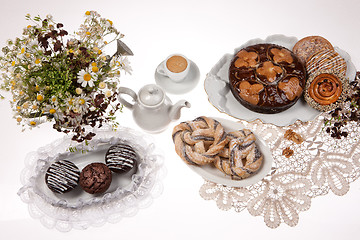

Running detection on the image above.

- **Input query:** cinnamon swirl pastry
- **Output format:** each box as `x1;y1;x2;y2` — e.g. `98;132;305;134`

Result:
304;70;349;111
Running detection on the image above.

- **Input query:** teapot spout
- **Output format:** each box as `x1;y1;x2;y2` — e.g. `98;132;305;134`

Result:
169;100;191;121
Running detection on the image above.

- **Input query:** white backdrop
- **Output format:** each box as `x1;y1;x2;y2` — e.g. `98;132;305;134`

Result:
1;0;360;239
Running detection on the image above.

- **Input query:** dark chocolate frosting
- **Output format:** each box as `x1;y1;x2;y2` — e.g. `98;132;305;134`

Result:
45;160;80;194
229;43;306;113
105;144;137;174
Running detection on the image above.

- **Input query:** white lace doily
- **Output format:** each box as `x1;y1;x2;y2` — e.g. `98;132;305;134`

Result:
17;126;165;232
199;111;360;228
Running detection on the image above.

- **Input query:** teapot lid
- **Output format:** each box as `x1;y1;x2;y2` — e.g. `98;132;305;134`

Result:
138;84;164;107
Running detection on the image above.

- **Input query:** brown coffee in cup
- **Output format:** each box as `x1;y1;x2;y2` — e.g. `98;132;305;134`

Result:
166;55;188;73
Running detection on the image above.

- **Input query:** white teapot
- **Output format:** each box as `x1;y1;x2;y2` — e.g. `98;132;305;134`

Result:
118;84;191;133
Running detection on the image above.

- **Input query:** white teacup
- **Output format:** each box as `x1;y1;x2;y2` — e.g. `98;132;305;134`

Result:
156;54;190;82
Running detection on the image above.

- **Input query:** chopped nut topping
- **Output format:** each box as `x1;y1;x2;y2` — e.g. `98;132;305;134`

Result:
238;81;264;105
284;129;303;144
256;61;283;82
278;77;303;101
235;50;259;68
282;147;294;158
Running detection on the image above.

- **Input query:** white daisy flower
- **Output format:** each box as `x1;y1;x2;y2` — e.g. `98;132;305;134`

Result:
75;88;83;95
76;94;90;113
118;57;132;75
98;82;106;89
105;19;113;28
27;118;44;128
77;70;94;87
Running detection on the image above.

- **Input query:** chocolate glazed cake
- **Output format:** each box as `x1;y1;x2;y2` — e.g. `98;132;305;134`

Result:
229;43;307;114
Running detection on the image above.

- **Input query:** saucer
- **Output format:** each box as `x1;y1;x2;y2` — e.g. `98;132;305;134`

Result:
155;60;200;94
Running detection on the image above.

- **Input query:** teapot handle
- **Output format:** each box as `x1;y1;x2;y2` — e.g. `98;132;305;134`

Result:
118;87;137;109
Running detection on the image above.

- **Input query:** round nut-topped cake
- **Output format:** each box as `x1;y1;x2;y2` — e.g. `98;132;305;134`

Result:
229;43;307;114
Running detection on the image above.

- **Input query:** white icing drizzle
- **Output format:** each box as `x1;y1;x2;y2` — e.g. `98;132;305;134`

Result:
105;144;137;172
45;160;80;194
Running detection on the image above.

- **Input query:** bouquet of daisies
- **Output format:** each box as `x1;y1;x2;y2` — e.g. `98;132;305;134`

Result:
0;11;132;142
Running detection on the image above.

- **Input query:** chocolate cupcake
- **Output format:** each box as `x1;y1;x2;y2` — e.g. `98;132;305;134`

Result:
45;160;80;194
105;144;138;174
229;43;307;114
79;162;112;194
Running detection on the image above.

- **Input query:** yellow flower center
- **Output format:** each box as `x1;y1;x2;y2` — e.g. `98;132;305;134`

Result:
98;50;102;55
85;11;91;15
49;109;56;114
35;59;41;64
79;99;86;105
86;31;91;36
75;88;83;94
11;61;16;66
16;117;22;122
16;106;21;110
107;19;113;25
27;25;32;29
83;73;91;81
26;53;31;58
35;85;40;91
30;121;36;126
19;91;24;95
69;49;74;53
37;94;43;101
10;80;16;86
51;97;56;102
91;62;97;67
105;91;112;97
22;102;29;109
21;48;25;54
68;98;74;105
92;66;99;73
99;82;106;89
32;105;38;110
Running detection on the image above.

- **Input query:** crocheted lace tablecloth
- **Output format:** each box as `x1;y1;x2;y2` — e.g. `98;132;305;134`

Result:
199;111;360;228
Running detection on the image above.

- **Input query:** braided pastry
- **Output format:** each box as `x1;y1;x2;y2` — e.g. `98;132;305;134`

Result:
172;116;228;165
215;129;263;179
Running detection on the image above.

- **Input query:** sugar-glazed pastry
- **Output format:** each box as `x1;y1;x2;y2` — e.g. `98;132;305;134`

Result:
229;43;306;114
306;49;347;78
45;160;80;194
215;129;263;179
105;144;138;174
292;36;334;63
172;116;228;165
304;70;349;111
